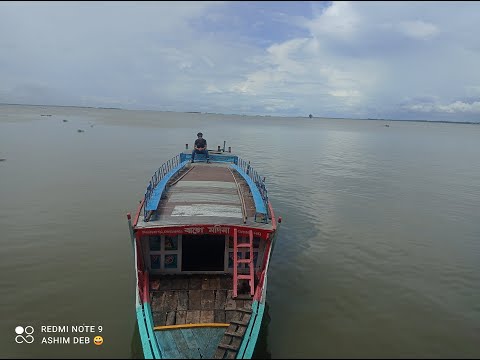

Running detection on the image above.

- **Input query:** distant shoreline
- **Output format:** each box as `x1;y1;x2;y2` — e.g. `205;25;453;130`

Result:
1;102;479;125
0;103;122;110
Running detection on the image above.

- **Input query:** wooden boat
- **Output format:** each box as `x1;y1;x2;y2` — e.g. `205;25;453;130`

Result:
126;142;281;359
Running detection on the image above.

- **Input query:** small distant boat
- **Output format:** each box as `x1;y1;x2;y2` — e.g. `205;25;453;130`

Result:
126;141;281;359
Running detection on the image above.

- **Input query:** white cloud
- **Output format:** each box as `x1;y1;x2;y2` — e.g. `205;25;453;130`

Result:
0;1;480;120
329;89;361;98
398;20;439;40
406;101;480;114
205;85;222;94
307;1;361;40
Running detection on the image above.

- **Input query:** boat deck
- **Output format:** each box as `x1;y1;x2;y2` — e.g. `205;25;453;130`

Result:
154;327;226;359
150;274;253;359
137;162;272;230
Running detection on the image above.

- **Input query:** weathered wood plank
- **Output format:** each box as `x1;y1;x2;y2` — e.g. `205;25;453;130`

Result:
185;310;201;324
166;311;176;326
215;290;227;310
214;310;226;323
231;336;242;348
188;290;203;310
174;277;189;290
151;291;166;312
176;311;187;325
152;311;167;326
203;277;220;290
224;331;242;338
218;343;237;351
159;277;173;290
225;296;237;311
240;312;252;323
213;347;226;359
177;291;189;311
189;277;203;290
226;324;237;333
225;310;237;323
236;299;245;309
225;349;237;359
230;318;250;326
219;334;233;347
200;310;215;323
225;325;246;338
164;291;178;312
220;276;232;289
201;290;215;310
235;307;252;314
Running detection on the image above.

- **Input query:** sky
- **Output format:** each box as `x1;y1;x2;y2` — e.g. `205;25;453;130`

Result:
1;1;480;121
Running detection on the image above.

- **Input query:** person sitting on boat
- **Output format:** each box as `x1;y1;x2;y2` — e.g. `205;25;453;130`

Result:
191;132;210;163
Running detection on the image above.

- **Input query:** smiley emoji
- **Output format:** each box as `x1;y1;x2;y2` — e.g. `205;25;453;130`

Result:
94;336;103;346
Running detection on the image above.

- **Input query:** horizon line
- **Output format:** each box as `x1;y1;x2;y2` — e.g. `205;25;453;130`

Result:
1;102;479;125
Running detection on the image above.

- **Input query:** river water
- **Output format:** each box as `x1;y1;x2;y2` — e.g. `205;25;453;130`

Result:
1;105;479;358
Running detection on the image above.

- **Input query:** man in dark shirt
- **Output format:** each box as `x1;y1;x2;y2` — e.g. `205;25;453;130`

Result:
191;132;210;163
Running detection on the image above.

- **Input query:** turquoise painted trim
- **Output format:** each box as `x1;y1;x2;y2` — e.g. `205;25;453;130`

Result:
183;153;238;163
229;164;267;215
236;301;259;358
136;303;163;359
136;305;154;359
244;302;265;358
144;303;162;359
146;160;189;211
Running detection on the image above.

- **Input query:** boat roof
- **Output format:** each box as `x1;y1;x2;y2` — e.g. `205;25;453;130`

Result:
134;152;274;232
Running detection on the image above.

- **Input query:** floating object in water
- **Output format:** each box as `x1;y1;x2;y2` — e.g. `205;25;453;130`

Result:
0;158;6;162
77;129;85;133
62;119;68;122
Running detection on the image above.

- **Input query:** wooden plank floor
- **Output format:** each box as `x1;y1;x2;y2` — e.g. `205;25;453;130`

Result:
150;274;253;359
157;163;257;223
136;161;275;230
150;274;252;326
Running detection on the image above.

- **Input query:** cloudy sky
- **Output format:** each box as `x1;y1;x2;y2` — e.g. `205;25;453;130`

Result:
1;1;480;121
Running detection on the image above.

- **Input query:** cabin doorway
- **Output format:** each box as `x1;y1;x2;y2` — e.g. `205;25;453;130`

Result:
182;234;225;271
